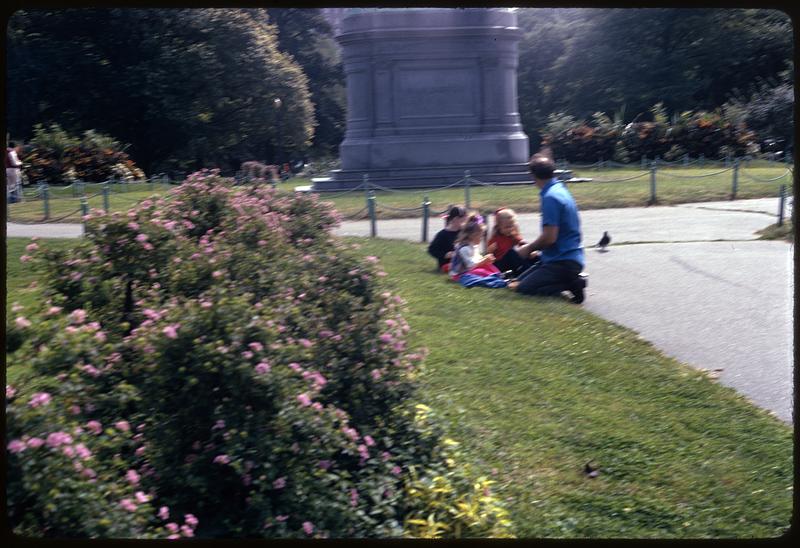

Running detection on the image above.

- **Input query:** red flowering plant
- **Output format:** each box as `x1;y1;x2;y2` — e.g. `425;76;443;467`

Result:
8;171;511;538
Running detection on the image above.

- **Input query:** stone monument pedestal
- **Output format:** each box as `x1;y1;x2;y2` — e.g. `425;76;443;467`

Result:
313;8;530;191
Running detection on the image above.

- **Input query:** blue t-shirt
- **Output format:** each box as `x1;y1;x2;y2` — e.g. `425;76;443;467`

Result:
539;179;584;268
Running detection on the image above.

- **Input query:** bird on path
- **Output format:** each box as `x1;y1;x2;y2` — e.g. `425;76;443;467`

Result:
596;231;611;251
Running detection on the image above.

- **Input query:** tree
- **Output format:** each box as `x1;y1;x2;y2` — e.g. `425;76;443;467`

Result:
6;9;316;174
266;8;346;158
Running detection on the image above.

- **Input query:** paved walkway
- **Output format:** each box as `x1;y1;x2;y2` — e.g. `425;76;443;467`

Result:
6;198;794;422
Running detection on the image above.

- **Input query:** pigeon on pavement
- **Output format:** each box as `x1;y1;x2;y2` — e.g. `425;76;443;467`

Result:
597;231;611;251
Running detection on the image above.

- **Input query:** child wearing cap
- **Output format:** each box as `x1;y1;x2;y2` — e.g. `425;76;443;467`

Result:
427;205;468;273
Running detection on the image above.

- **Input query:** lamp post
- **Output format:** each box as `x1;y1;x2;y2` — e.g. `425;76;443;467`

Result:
273;97;283;188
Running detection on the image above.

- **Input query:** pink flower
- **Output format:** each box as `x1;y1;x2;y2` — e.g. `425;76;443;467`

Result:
302;521;314;536
248;342;263;352
272;477;286;489
342;427;359;441
81;467;97;479
296;393;312;407
370;369;382;381
19;254;31;262
29;392;51;408
135;491;150;504
350;488;359;507
167;534;180;540
136;233;149;242
126;469;140;485
46;431;73;447
184;514;198;528
15;316;31;329
69;309;87;324
299;339;312;348
159;506;170;520
255;362;271;375
75;443;92;460
83;364;101;377
212;270;223;278
143;243;154;251
163;324;180;339
379;333;393;343
365;256;379;263
115;420;131;432
128;222;140;230
26;437;44;449
120;498;138;512
318;460;332;470
86;420;102;435
6;385;16;399
94;331;107;343
7;440;25;454
311;402;323;411
288;362;302;372
212;420;226;430
44;306;62;316
25;242;39;252
213;454;230;465
276;515;288;522
391;465;402;476
180;525;194;537
62;445;76;458
166;522;179;533
364;435;375;447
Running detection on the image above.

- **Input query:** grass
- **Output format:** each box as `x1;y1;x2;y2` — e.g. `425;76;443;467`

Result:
5;234;793;538
350;237;792;538
757;220;794;242
8;164;792;223
293;164;793;220
7;182;175;223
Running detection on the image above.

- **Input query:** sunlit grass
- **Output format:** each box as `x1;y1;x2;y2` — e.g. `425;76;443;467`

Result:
351;236;792;538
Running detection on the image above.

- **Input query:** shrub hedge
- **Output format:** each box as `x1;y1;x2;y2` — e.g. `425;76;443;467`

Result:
6;172;512;539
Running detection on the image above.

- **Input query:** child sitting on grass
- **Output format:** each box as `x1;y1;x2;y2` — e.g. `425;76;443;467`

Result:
427;205;468;273
487;207;537;277
449;213;508;288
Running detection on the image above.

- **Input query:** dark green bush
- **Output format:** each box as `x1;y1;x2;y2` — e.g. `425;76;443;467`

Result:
7;171;512;538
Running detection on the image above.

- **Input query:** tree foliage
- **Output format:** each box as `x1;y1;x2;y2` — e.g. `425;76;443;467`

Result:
7;8;315;174
516;8;792;150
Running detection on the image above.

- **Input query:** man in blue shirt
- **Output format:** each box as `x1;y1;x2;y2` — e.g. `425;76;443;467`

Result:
511;151;586;303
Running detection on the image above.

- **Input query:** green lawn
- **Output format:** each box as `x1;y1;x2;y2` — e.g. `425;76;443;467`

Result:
7;182;175;223
351;237;792;538
8;164;791;223
5;235;793;538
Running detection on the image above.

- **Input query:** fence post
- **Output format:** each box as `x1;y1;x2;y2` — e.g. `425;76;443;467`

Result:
699;154;705;167
421;195;430;243
464;170;471;209
641;156;647;169
730;159;739;200
367;190;377;238
42;182;50;220
777;185;787;226
649;162;657;205
363;173;370;210
80;196;89;235
683;154;689;167
103;182;110;212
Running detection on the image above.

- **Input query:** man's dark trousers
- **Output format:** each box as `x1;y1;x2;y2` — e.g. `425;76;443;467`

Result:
515;260;582;296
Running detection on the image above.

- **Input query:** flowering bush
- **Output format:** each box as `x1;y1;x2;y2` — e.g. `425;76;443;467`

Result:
7;171;512;538
541;104;759;163
20;124;145;185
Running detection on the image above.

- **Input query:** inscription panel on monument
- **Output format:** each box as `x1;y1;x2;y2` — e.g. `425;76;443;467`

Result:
395;66;477;120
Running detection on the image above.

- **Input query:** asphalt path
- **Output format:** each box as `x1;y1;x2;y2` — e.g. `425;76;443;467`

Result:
6;198;795;422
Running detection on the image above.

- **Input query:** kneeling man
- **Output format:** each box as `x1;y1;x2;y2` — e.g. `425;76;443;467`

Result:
511;151;586;303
